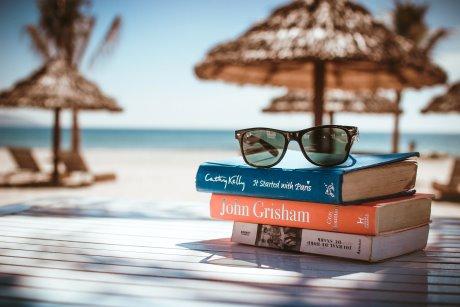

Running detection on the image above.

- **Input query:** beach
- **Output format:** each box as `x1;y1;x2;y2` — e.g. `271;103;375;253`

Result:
0;147;457;217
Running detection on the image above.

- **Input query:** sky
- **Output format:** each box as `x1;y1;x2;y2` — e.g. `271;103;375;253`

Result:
0;0;459;133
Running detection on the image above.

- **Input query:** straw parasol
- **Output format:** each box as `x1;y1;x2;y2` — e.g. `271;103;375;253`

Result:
263;90;402;151
263;90;401;123
195;0;446;126
422;82;460;114
0;59;122;185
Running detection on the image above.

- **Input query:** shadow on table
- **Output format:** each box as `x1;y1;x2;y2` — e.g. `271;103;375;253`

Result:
176;217;460;305
177;237;434;305
0;275;29;306
0;196;209;220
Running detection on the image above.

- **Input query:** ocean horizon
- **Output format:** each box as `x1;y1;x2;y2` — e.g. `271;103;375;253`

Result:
0;127;459;155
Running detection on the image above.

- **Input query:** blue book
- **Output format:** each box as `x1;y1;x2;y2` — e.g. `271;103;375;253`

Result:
196;150;419;204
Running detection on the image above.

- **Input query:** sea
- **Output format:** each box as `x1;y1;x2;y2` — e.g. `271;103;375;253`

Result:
0;127;459;155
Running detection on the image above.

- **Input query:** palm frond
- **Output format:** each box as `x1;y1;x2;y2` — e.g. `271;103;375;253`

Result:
392;0;428;45
88;15;122;67
24;24;52;60
73;16;95;66
37;0;91;65
422;28;449;55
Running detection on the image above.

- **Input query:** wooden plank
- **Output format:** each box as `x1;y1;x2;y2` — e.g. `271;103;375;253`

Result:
0;239;458;277
0;243;460;285
1;247;459;286
2;239;459;282
1;265;460;305
1;229;459;271
0;285;243;307
1;255;460;296
1;225;460;271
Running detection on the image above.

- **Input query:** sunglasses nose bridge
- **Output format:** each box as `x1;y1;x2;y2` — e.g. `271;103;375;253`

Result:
286;132;300;141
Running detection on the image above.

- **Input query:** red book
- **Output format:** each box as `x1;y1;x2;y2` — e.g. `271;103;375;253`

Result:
210;193;431;235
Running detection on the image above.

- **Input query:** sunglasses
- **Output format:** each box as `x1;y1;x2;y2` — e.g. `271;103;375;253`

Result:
235;125;358;168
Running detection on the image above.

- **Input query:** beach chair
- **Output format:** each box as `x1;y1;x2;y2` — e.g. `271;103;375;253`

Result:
8;147;41;172
61;151;116;183
0;147;49;186
432;158;460;201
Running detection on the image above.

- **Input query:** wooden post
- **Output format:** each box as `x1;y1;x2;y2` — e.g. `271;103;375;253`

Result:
328;112;334;125
71;109;80;153
392;90;402;153
313;61;325;126
52;108;62;185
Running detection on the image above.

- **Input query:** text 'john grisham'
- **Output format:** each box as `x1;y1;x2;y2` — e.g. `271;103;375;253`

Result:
218;197;310;223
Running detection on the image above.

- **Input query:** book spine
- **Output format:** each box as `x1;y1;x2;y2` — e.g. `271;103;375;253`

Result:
232;222;373;261
196;164;342;204
211;194;377;235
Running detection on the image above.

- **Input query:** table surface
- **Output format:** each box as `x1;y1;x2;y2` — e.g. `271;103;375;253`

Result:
0;197;459;306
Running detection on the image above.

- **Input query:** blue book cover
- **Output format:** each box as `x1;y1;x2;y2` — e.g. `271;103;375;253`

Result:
195;150;419;204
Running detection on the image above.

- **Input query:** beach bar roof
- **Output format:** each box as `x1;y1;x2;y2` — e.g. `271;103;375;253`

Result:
422;82;460;114
195;0;446;125
0;59;122;185
263;90;401;115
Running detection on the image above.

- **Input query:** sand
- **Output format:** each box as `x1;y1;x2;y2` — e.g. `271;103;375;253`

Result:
0;147;458;217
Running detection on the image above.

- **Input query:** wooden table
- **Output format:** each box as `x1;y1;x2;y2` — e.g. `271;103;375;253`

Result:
0;198;459;306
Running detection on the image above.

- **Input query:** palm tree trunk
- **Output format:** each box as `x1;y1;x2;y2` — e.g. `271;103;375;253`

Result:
392;90;402;153
71;109;80;153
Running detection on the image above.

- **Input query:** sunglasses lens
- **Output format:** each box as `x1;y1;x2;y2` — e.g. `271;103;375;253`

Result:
301;127;349;166
241;129;286;167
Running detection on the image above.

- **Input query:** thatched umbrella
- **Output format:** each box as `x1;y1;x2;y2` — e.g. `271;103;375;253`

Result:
195;0;446;126
0;59;122;185
422;82;460;114
264;90;401;151
263;90;401;124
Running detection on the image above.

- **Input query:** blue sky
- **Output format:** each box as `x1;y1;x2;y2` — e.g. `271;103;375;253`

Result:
0;0;459;132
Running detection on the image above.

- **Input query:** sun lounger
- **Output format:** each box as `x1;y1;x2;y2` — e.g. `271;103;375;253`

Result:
432;158;460;201
8;147;41;172
0;147;50;186
61;151;116;182
1;148;94;188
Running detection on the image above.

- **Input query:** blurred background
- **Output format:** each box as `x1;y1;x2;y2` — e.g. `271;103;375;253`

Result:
0;0;459;212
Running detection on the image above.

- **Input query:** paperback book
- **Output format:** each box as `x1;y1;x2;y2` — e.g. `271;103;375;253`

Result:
196;150;419;204
232;222;429;262
210;193;432;235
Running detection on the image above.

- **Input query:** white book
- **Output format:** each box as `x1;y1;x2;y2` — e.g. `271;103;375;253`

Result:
231;222;429;262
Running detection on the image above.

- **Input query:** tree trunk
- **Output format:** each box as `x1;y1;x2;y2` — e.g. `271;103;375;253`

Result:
52;108;62;185
71;109;80;153
392;90;402;153
313;61;325;126
328;112;334;125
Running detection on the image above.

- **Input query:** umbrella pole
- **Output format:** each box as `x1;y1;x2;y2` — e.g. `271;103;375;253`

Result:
328;112;334;125
313;61;325;126
71;109;80;153
52;108;62;185
392;91;402;153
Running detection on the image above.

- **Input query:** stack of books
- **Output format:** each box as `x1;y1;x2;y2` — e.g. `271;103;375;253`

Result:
196;150;431;262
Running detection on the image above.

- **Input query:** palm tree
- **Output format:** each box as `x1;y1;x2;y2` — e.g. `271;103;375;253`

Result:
25;0;122;153
390;0;448;152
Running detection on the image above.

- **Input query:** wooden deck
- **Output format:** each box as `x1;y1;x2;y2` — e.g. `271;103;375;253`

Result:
0;198;459;306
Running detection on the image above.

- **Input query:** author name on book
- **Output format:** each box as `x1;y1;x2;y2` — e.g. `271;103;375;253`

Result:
219;198;310;223
204;173;246;191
